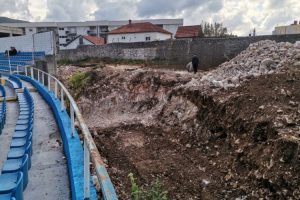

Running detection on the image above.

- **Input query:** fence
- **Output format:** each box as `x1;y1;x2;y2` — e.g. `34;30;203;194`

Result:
0;31;55;55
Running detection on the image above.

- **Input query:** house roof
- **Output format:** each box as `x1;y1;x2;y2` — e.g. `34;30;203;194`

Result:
108;22;172;35
175;25;202;38
83;35;105;45
64;35;104;47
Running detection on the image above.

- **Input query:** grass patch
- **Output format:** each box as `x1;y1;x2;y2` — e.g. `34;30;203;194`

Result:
68;71;92;99
128;173;169;200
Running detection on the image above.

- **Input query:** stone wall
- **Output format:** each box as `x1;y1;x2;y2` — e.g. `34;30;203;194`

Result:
57;34;300;70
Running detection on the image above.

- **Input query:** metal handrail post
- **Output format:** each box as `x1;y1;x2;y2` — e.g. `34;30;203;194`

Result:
48;76;51;91
55;80;58;98
8;54;11;74
61;88;64;111
70;104;75;138
42;72;45;86
37;70;40;83
84;141;90;199
30;67;33;78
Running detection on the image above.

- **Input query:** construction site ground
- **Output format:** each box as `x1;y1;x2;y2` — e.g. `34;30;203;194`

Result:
58;41;300;200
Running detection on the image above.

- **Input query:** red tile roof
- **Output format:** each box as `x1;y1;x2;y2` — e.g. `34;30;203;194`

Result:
175;25;202;38
108;22;172;35
83;35;105;45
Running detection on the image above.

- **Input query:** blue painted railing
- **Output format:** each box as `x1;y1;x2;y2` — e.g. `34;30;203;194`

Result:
18;66;118;200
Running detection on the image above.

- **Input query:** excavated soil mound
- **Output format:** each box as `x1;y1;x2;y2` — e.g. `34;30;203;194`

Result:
58;40;300;199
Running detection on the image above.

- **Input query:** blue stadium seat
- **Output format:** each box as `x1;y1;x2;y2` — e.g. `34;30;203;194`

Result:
10;132;32;148
12;130;30;139
0;172;23;200
2;155;29;190
0;193;14;200
16;119;33;125
7;142;32;169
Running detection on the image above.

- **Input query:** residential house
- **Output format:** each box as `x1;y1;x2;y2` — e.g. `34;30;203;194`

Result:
107;20;172;43
60;35;105;50
175;25;202;39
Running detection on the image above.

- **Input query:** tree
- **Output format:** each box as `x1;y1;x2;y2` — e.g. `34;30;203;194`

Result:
200;21;236;38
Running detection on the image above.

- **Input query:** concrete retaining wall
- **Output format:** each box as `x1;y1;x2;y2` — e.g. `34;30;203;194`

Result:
58;34;300;70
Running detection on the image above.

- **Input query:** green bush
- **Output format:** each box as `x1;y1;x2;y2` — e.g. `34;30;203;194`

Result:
128;173;169;200
68;72;92;99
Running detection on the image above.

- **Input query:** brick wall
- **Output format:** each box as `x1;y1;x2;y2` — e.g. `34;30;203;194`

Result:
57;34;300;70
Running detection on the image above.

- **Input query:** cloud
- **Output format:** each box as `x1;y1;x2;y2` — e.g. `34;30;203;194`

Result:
93;0;137;20
136;0;204;17
46;0;96;21
0;0;31;20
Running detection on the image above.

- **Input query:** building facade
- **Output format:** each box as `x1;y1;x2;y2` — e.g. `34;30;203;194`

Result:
0;25;23;37
1;19;183;49
107;21;172;43
273;21;300;35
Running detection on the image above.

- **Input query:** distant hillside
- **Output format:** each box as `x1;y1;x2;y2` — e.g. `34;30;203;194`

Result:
0;17;28;23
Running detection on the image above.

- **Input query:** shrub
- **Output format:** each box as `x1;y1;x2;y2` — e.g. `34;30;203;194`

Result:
69;72;91;91
128;173;169;200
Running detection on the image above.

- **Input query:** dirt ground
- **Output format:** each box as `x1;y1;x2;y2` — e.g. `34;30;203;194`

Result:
58;63;300;200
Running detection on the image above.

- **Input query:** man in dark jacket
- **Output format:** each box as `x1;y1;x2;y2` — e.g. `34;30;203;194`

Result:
192;55;199;74
5;47;17;56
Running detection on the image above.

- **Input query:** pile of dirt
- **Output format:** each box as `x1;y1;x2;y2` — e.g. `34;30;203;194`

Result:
58;40;300;199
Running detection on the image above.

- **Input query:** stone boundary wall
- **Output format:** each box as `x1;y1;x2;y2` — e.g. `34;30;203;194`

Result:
57;34;300;70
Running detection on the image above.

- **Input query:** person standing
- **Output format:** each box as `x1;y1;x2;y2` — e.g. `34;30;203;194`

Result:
192;55;199;74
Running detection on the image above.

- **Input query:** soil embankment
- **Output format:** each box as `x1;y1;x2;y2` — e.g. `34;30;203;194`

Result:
58;40;300;199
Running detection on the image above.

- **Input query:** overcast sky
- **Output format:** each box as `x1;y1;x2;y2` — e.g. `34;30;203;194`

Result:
1;0;299;36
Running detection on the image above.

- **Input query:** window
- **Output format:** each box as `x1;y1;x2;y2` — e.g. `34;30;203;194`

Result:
122;36;126;40
29;29;33;32
59;28;64;30
145;36;151;41
79;37;83;45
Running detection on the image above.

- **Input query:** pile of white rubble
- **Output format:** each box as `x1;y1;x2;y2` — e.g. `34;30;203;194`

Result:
193;40;300;90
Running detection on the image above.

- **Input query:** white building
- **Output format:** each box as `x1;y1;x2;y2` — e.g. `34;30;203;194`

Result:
107;21;172;43
273;20;300;35
1;19;183;48
60;35;105;50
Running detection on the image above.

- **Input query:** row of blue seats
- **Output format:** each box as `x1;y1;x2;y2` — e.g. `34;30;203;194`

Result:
0;57;35;62
0;56;44;60
0;52;45;57
0;98;6;135
0;88;34;200
0;61;29;66
0;66;21;71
